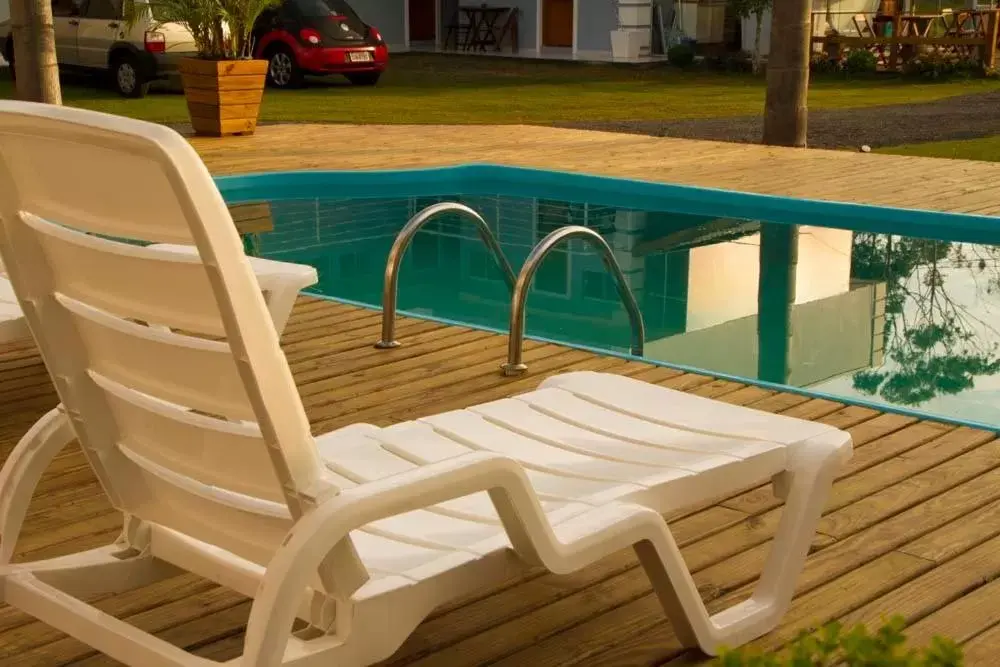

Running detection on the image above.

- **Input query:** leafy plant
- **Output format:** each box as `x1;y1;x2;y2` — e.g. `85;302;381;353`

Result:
810;51;842;75
902;50;982;80
123;0;280;59
704;51;755;73
668;42;696;68
844;48;878;75
714;616;963;666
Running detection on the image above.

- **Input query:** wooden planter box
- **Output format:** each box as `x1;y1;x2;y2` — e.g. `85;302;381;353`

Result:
179;58;267;137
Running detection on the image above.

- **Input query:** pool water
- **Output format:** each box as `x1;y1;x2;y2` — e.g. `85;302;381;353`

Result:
235;185;1000;428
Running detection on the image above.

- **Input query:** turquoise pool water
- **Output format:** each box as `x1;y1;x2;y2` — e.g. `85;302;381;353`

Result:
218;167;1000;429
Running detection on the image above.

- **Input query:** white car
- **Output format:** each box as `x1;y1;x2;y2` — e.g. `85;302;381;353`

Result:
1;0;197;97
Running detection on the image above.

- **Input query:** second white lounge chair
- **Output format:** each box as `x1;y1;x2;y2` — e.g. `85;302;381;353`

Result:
0;102;852;666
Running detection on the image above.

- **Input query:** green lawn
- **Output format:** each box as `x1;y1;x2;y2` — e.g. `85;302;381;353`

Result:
4;52;1000;125
879;135;1000;161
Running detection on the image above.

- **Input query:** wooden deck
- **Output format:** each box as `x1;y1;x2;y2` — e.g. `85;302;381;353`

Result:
2;298;1000;666
2;126;1000;665
190;124;1000;215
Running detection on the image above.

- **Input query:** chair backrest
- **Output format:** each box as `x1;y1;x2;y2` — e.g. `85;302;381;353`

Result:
0;102;338;570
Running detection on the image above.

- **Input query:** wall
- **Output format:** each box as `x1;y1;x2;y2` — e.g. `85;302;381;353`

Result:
354;0;407;49
645;282;881;387
680;225;852;333
576;0;617;54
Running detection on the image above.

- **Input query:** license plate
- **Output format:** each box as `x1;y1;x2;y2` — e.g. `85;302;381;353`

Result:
348;51;373;63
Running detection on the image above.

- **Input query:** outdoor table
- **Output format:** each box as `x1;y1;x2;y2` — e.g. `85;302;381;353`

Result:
461;6;513;52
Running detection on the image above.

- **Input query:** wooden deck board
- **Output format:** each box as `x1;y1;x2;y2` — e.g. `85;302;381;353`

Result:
0;298;998;665
189;124;1000;215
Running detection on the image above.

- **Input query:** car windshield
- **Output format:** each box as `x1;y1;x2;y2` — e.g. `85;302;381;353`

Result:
294;0;362;21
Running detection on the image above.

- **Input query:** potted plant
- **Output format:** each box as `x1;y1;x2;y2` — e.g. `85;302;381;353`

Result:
124;0;279;136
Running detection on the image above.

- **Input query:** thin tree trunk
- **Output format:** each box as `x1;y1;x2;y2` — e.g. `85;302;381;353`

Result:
9;0;62;104
753;11;763;73
761;0;810;146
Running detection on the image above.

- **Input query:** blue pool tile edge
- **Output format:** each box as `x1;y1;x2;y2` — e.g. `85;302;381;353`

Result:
217;165;1000;432
215;164;1000;244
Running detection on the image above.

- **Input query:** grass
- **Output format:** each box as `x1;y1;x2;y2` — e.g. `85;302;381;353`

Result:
3;52;1000;125
879;135;1000;161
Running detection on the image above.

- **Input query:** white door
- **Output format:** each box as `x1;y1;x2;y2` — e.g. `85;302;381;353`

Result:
51;0;85;65
76;0;122;68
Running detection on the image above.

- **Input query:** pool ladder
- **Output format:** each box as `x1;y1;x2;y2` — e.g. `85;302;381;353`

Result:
375;203;645;375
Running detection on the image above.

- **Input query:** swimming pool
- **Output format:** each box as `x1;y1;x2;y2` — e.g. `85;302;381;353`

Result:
217;165;1000;430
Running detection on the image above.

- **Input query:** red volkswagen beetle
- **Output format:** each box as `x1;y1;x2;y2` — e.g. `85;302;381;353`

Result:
252;0;389;89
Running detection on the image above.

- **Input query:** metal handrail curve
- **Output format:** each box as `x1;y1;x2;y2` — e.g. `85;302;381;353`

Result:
376;202;517;349
501;225;645;376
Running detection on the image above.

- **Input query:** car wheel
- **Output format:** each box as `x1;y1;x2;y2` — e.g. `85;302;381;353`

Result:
266;45;303;89
111;52;149;98
345;72;381;86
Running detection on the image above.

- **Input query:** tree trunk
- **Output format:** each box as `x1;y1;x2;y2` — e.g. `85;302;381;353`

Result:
9;0;62;104
753;11;763;73
761;0;810;146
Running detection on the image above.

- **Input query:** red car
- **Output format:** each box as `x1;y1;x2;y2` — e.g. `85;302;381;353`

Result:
252;0;389;89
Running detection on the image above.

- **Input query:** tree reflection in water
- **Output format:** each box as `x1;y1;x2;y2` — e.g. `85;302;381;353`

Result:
850;234;1000;406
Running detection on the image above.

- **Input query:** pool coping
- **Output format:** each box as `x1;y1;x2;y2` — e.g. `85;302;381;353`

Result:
215;165;1000;434
216;163;1000;244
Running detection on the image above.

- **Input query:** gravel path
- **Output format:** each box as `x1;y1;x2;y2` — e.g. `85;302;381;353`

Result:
555;89;1000;150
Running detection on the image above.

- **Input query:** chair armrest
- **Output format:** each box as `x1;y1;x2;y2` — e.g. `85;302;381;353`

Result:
242;451;670;665
146;243;319;333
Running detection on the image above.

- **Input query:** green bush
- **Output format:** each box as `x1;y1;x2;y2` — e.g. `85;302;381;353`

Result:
703;51;755;73
844;48;879;75
668;42;697;68
902;51;983;80
810;51;842;75
713;616;963;666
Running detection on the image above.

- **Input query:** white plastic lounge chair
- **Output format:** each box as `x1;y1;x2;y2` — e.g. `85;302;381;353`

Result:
0;102;852;666
0;217;318;568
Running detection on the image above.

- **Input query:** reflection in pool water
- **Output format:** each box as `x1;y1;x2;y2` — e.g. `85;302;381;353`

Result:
246;192;1000;427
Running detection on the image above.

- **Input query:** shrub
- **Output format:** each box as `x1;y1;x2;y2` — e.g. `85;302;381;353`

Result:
902;50;983;80
844;48;878;75
668;42;697;68
703;51;755;73
810;51;842;75
713;616;962;666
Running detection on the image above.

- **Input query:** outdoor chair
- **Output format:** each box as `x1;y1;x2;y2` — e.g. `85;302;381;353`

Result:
0;101;852;666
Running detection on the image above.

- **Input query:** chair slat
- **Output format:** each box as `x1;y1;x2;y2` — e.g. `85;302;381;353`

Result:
0;120;196;244
23;212;227;336
57;294;253;421
94;373;285;503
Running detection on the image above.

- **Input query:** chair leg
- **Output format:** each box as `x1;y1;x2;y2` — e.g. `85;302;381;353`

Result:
638;433;844;655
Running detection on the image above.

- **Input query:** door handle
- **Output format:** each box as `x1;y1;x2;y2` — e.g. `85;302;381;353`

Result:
108;21;119;28
68;19;79;25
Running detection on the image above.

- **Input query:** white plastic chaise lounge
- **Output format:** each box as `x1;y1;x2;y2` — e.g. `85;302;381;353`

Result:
0;102;852;667
0;210;318;566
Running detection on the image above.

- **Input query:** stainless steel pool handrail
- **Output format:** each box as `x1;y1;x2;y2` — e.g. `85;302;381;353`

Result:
501;225;645;376
376;202;517;349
